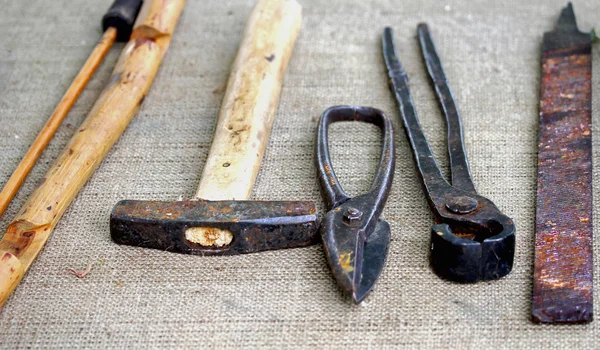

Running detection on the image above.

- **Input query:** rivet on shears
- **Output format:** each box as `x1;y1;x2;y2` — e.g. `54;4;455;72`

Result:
343;207;363;224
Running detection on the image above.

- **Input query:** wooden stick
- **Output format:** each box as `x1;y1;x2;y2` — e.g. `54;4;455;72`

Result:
0;27;117;218
196;0;302;201
0;0;186;308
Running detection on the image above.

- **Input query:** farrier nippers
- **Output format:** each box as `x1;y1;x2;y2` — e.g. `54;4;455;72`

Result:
383;25;515;283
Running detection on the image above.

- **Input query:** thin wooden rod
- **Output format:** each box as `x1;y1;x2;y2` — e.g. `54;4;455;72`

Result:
0;26;117;217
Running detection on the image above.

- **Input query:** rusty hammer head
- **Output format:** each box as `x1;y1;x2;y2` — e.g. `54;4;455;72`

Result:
111;199;319;255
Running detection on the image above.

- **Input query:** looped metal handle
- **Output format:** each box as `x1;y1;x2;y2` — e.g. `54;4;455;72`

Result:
315;106;395;212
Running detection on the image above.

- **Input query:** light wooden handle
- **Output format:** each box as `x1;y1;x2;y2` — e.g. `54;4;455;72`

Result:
195;0;302;201
0;0;186;308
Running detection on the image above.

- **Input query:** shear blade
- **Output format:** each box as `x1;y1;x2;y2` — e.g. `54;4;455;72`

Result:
354;220;391;302
323;219;391;303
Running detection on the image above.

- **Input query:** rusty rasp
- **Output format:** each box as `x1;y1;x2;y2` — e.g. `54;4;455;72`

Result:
383;25;515;283
532;3;594;324
316;106;395;303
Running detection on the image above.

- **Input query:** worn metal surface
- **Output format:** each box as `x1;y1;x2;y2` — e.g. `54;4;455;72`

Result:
111;200;319;255
316;106;395;303
532;3;594;324
383;25;515;283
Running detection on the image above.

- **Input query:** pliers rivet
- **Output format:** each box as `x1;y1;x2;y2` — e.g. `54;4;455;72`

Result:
445;196;478;214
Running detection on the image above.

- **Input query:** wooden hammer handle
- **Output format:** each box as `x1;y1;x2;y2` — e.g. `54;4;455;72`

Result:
196;0;302;201
0;0;186;308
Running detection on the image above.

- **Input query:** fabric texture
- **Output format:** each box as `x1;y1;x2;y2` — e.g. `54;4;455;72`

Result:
0;0;599;348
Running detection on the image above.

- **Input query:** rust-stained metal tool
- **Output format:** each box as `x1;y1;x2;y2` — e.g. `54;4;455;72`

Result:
532;3;594;324
111;0;320;255
316;106;395;303
383;25;515;283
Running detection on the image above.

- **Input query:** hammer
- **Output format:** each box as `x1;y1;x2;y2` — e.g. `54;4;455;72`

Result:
110;0;319;255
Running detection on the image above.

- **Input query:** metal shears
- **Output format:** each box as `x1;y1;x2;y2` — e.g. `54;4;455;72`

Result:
316;106;395;303
382;24;515;282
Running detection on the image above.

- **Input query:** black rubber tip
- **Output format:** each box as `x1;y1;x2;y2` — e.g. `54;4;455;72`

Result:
102;0;144;42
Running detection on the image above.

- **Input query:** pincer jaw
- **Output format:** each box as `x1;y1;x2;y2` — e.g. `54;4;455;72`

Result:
430;218;515;283
110;199;320;255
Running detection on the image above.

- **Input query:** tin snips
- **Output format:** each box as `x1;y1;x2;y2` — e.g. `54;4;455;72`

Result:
316;106;395;303
382;25;515;282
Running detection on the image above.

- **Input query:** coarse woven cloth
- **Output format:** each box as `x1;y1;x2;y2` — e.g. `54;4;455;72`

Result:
0;0;599;348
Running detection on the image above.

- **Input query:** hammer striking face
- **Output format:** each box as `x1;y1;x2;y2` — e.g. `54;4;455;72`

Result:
111;200;319;255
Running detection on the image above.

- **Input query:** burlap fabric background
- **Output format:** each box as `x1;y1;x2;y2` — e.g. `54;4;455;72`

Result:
0;0;599;348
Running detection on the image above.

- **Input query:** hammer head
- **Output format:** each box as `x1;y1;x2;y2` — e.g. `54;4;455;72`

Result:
111;200;320;255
